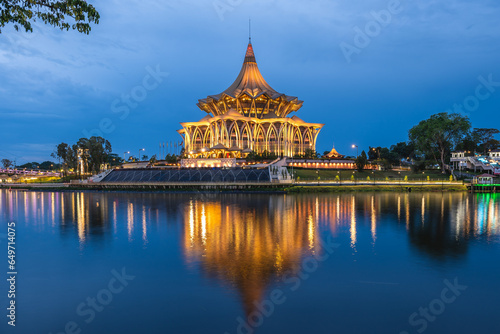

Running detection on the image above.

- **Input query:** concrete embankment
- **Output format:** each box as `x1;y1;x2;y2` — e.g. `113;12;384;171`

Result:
1;182;468;193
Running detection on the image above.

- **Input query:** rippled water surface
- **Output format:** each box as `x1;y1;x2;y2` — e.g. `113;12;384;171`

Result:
0;190;499;334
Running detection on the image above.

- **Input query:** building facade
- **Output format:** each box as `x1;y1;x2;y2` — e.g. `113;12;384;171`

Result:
450;151;500;175
178;41;324;158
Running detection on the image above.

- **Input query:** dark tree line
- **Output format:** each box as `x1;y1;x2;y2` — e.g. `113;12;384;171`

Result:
51;136;118;176
368;113;499;172
409;113;499;172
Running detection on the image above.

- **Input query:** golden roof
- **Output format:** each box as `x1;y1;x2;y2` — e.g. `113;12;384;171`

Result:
325;145;344;158
219;43;281;99
197;42;303;118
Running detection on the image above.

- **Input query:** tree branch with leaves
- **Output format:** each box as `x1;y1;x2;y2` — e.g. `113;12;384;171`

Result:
0;0;99;34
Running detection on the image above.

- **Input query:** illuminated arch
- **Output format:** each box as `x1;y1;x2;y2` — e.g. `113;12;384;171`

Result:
266;124;279;154
240;123;253;150
255;125;266;153
228;121;240;148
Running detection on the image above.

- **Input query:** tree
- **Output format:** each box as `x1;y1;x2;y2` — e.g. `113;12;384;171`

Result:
67;144;79;172
51;142;70;175
303;149;320;159
18;162;39;169
473;128;500;154
455;133;477;152
390;142;415;161
76;136;111;174
355;150;368;172
456;128;500;153
107;153;122;167
165;154;177;163
246;150;277;162
1;158;13;169
368;147;381;160
0;0;100;34
409;113;471;173
380;147;399;169
39;160;57;170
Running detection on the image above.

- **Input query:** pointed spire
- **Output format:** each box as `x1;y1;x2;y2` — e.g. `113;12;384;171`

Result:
244;42;256;63
244;19;256;63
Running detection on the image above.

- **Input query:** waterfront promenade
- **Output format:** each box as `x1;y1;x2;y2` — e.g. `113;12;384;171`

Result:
0;180;466;192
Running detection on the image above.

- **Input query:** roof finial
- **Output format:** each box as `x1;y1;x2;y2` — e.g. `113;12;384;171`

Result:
249;18;252;44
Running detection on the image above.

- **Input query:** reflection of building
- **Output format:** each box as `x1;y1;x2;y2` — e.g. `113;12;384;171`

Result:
182;195;318;316
180;192;500;318
177;41;324;158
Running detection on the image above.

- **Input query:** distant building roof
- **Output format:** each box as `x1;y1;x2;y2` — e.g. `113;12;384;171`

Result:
324;145;344;159
476;174;496;178
210;143;228;150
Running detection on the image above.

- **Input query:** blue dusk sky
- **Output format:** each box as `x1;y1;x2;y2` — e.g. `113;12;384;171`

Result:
1;0;500;164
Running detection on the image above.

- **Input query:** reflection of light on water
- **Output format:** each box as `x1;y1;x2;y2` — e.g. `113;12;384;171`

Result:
201;203;207;246
455;195;465;239
488;198;496;232
477;201;485;236
308;213;315;251
315;197;319;224
421;196;425;226
182;195;316;316
51;193;56;227
3;189;500;321
350;196;357;249
189;200;194;249
397;195;401;222
60;194;65;226
405;194;410;230
71;193;75;223
24;191;29;223
453;194;500;238
77;192;86;243
41;192;45;223
441;195;445;221
465;196;471;234
275;247;284;274
142;205;148;244
127;202;134;241
113;201;117;235
492;198;499;233
336;197;340;222
371;196;377;244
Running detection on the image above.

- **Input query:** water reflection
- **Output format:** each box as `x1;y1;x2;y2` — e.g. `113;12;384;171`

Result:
1;191;498;249
0;190;499;316
179;192;500;316
182;195;319;315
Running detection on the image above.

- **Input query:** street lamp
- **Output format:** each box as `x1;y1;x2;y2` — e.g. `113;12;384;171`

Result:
139;148;145;161
124;151;130;161
352;144;359;157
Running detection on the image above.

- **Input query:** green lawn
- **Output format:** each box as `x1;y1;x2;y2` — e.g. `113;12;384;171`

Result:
292;169;451;182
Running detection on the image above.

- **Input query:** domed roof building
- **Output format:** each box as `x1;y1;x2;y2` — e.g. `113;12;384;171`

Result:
178;40;324;158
